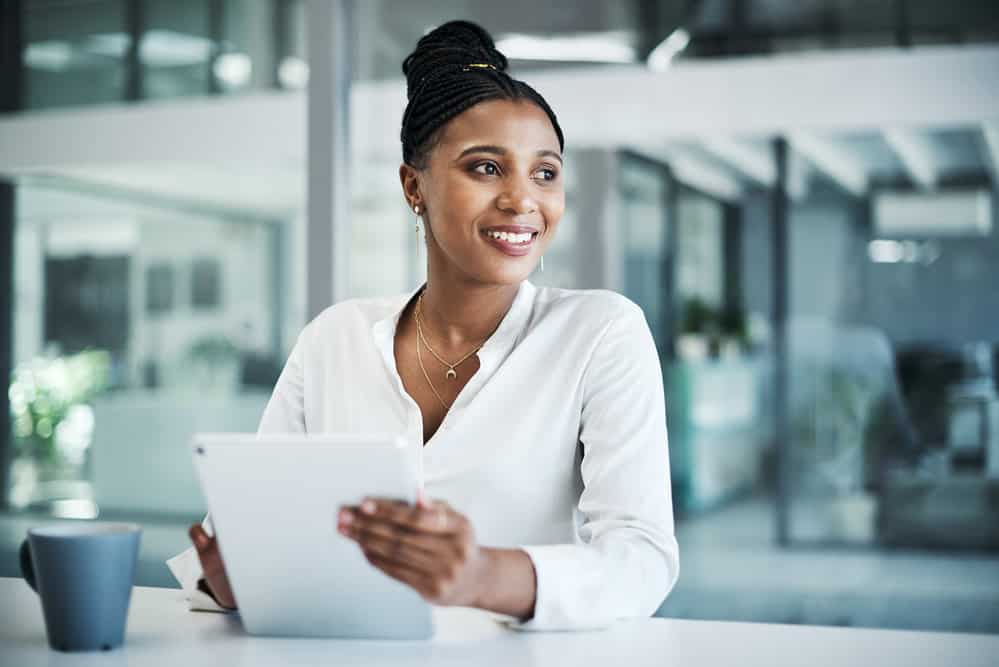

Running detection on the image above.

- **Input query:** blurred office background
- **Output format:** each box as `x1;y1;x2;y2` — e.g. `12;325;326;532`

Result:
1;0;998;633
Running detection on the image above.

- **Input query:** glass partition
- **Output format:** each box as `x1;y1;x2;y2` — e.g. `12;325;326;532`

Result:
17;0;293;111
8;181;299;520
784;126;999;548
141;0;213;99
619;152;669;353
23;0;129;109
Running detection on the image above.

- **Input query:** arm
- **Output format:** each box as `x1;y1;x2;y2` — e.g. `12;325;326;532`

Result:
341;302;679;630
472;547;537;619
513;301;679;631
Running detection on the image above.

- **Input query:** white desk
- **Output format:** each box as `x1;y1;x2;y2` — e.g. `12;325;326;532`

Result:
1;578;996;666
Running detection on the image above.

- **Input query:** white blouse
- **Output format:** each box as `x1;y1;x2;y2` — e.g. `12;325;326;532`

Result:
167;280;679;630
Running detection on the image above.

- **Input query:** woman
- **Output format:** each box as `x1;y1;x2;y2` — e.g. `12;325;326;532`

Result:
168;20;678;631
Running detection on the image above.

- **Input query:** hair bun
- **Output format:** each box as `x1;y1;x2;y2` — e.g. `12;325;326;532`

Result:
399;20;564;167
402;20;508;97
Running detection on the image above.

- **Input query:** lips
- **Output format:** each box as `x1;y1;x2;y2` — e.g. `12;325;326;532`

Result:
481;226;540;257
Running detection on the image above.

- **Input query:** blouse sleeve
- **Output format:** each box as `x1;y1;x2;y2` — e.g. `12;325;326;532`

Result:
166;328;309;611
513;300;679;631
257;325;309;434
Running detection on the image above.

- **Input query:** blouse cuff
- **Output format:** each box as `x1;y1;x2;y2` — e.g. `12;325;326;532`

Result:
165;546;231;613
505;544;612;632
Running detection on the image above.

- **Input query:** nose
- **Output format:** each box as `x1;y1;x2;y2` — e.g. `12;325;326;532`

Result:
496;179;538;216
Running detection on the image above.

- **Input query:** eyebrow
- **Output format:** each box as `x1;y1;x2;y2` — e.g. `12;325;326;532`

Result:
455;144;563;165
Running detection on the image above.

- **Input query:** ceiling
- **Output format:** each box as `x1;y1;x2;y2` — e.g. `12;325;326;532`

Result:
356;0;999;79
8;2;998;214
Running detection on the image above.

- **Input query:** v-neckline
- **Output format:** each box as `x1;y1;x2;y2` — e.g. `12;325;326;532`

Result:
371;280;535;449
402;295;481;448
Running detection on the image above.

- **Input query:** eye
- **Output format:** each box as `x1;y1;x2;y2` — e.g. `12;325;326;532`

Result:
534;167;559;182
472;161;500;176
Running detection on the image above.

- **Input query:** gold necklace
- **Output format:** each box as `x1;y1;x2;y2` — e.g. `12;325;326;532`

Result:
415;293;485;381
416;328;451;410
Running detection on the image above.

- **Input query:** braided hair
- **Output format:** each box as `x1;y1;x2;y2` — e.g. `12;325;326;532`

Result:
401;20;565;168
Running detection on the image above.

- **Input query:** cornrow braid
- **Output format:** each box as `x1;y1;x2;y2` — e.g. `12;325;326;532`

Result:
400;20;565;168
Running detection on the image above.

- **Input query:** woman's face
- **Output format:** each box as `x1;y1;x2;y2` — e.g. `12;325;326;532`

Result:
401;98;565;287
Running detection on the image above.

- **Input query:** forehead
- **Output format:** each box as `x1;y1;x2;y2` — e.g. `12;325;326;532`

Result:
436;98;561;156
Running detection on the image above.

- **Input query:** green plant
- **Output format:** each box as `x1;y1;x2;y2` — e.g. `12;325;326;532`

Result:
8;350;110;464
186;335;238;367
680;297;717;335
718;305;748;343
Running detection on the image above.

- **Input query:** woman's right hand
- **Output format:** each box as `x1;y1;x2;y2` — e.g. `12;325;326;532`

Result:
188;523;237;609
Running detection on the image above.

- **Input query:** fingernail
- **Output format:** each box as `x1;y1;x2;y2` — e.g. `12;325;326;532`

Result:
361;500;376;515
339;510;353;525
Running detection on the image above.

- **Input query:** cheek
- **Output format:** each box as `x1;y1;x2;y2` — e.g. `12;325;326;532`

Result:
542;192;566;230
435;180;494;228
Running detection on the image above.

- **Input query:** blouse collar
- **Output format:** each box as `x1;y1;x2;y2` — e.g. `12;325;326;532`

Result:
371;280;536;374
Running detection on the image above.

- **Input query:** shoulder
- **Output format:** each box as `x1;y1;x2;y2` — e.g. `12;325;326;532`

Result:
529;284;645;334
527;287;659;394
297;293;409;349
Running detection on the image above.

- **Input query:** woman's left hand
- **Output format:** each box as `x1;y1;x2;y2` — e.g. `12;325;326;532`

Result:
338;493;490;606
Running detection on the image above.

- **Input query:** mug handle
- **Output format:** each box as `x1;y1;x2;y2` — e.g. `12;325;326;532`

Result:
19;539;38;593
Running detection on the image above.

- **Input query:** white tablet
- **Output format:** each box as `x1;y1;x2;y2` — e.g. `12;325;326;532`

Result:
190;433;433;640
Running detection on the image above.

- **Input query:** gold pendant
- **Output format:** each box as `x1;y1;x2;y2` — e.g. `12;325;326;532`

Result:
446;368;457;380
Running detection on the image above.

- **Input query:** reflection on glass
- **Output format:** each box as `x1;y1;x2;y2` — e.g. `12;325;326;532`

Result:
141;0;213;99
22;0;129;109
676;189;723;310
673;187;726;363
619;153;667;353
784;126;999;548
217;0;286;93
276;0;307;90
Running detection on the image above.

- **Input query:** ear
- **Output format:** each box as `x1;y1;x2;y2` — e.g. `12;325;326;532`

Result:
399;163;422;210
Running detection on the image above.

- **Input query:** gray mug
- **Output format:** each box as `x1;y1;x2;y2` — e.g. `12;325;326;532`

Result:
19;523;142;652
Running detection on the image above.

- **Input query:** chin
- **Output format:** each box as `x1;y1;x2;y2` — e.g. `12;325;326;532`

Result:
475;258;537;286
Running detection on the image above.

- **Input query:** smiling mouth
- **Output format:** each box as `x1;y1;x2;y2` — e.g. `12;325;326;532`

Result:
481;229;540;256
483;229;538;245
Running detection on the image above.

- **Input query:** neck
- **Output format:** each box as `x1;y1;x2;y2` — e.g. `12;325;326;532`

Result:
419;265;520;351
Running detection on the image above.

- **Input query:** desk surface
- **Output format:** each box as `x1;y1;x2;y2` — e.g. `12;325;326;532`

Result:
1;578;996;666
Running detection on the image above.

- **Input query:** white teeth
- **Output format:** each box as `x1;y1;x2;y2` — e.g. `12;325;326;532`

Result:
486;230;534;244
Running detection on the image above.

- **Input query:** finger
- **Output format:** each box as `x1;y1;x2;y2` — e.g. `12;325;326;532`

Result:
188;525;225;578
342;508;450;551
188;524;212;551
363;551;435;600
340;509;459;565
356;497;461;535
188;524;215;557
345;522;441;572
416;489;432;509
